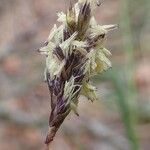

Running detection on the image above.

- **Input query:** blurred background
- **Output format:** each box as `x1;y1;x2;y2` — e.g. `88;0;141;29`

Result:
0;0;150;149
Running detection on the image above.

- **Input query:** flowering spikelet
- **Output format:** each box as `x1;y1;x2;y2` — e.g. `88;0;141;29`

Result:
38;0;117;146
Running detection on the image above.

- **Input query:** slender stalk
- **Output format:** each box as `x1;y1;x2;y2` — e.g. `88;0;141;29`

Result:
119;0;139;149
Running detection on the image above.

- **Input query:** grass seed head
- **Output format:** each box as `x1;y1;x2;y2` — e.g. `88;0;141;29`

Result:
39;0;117;145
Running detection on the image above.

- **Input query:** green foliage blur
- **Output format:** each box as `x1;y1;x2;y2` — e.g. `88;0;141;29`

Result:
93;0;150;149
